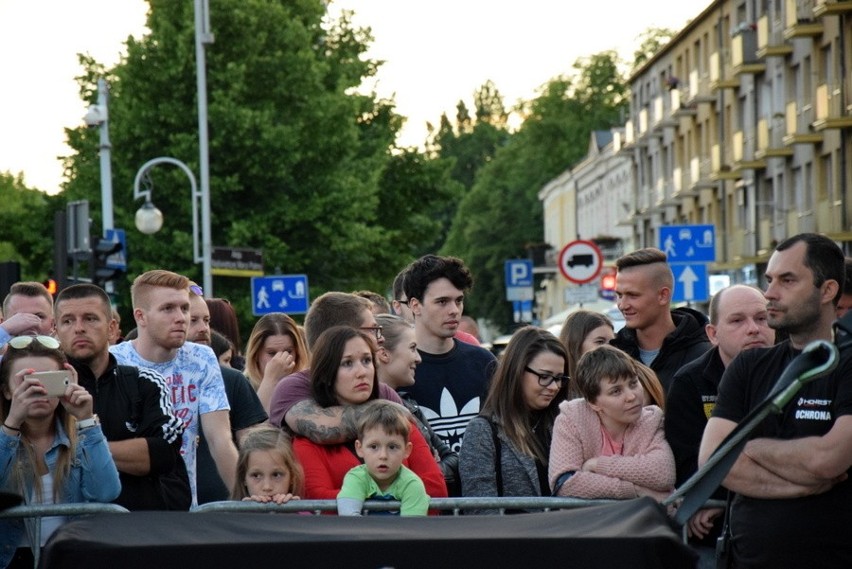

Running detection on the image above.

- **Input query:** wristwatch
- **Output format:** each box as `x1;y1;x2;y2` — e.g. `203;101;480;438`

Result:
76;415;100;430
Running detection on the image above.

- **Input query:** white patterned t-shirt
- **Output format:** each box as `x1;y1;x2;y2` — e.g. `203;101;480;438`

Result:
110;340;230;505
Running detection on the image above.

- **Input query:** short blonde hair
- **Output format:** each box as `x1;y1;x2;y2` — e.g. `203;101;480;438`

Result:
131;270;190;309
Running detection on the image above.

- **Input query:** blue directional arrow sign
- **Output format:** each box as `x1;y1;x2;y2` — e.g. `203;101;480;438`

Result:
251;275;309;316
672;264;708;303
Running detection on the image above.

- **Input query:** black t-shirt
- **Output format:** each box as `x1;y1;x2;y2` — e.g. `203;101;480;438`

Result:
196;366;267;503
712;340;852;568
402;339;496;453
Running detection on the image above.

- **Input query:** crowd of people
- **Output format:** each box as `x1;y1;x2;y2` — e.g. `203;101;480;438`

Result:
0;234;851;568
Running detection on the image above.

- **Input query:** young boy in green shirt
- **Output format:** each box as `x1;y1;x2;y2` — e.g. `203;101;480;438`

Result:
337;400;429;516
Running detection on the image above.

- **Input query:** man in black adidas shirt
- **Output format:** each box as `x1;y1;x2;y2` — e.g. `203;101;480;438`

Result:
699;233;852;568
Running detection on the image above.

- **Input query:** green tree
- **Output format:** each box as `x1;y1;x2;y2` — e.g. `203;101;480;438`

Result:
428;81;510;191
443;52;628;330
375;149;464;263
632;27;677;69
0;172;65;280
62;0;403;332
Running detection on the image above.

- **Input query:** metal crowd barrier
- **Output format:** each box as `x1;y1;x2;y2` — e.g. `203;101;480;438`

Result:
0;502;129;568
1;497;725;567
194;496;726;516
195;496;727;543
193;496;620;515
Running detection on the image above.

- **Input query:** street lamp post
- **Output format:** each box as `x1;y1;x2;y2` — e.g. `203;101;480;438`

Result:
133;157;212;295
194;0;214;298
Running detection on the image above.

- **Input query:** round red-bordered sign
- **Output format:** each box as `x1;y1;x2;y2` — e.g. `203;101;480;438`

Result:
558;240;604;284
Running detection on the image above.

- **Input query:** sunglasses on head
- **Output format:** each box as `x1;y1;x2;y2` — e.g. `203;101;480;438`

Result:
189;283;203;296
7;335;61;350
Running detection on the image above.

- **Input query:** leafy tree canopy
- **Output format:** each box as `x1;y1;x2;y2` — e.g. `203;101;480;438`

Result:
0;172;65;280
442;52;628;330
61;0;428;332
632;27;677;70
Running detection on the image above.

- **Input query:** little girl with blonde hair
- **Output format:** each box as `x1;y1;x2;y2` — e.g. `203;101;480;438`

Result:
231;425;303;504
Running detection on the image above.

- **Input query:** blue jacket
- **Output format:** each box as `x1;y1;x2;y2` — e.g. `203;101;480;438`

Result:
0;419;121;567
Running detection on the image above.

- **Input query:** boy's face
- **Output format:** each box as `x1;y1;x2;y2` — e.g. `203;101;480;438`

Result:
355;427;412;491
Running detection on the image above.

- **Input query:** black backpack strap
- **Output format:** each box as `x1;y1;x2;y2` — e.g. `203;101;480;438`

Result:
488;419;503;497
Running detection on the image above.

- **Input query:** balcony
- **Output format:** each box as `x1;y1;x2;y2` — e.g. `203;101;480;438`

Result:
710;49;739;90
758;15;793;58
670;88;697;118
783;101;823;144
673;166;685;197
814;0;852;18
637;108;651;140
732;28;766;75
689;156;716;192
812;83;852;130
685;69;716;105
732;129;768;170
653;95;677;130
785;0;824;37
755;116;794;158
651;178;679;211
711;142;741;181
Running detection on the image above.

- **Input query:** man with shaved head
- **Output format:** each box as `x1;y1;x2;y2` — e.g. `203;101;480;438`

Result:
611;247;711;392
665;284;775;557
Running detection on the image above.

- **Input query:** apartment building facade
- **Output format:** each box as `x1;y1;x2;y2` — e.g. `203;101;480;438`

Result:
623;0;852;285
537;131;634;320
537;0;852;323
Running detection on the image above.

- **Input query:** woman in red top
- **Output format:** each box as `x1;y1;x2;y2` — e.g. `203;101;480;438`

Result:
292;326;447;502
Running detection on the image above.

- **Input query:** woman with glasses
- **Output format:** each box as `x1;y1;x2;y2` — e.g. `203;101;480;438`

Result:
459;326;568;513
549;345;674;502
0;335;120;568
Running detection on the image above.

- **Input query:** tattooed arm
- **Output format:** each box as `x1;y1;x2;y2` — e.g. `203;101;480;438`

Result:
286;399;358;444
284;384;409;444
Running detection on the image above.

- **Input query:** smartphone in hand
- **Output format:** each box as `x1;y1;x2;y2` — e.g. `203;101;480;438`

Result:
24;371;72;397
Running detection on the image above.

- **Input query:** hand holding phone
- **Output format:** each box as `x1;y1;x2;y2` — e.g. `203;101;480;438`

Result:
24;371;71;397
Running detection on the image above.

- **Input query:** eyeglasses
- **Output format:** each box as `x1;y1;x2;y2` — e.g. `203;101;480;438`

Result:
525;366;568;387
360;326;384;341
8;335;61;350
189;283;203;296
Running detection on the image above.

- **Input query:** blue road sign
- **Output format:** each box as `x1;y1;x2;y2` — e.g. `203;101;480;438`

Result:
104;228;127;271
505;259;534;302
659;224;716;263
671;264;709;303
251;275;309;316
505;259;533;287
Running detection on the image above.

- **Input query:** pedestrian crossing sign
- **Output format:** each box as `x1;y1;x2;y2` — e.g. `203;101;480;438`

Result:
251;275;309;316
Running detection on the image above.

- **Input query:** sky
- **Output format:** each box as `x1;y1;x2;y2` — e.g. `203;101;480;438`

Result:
0;0;712;195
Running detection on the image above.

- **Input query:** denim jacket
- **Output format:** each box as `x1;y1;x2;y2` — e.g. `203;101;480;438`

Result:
0;419;121;568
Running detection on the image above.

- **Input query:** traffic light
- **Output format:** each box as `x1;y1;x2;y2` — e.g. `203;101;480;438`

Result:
43;278;58;296
599;268;617;301
91;237;124;289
